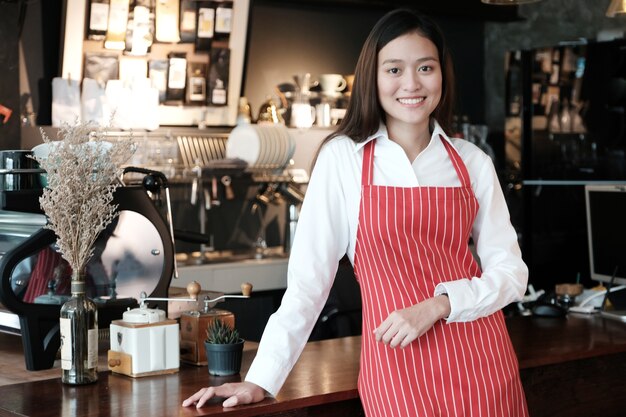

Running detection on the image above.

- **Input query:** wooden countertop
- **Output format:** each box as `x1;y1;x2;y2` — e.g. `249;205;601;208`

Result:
507;314;626;369
0;336;361;417
0;314;625;416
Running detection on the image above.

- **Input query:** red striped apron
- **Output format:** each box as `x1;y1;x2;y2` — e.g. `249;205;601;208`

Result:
354;136;528;417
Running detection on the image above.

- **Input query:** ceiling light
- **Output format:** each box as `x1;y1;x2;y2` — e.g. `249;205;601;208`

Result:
481;0;541;4
606;0;626;17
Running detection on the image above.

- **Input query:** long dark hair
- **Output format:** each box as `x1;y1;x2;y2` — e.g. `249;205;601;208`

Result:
316;8;456;159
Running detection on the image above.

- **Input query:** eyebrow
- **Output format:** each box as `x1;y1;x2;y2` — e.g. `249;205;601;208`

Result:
380;56;438;65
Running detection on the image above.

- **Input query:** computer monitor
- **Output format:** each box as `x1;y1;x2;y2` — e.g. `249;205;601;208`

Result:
585;184;626;286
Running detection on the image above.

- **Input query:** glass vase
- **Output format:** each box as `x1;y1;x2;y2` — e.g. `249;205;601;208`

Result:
60;271;98;385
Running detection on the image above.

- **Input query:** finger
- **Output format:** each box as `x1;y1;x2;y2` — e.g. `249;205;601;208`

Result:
399;336;413;349
223;395;239;408
182;387;208;407
374;320;392;342
381;321;400;345
195;387;218;408
389;332;403;349
222;392;250;408
399;327;422;348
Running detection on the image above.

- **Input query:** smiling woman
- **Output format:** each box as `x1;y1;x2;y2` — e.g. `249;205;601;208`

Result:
184;9;529;417
376;32;443;160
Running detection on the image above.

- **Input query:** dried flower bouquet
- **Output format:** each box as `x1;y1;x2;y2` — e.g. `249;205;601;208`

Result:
33;122;135;274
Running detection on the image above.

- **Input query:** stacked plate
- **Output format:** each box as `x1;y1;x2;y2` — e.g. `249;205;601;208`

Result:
225;124;295;170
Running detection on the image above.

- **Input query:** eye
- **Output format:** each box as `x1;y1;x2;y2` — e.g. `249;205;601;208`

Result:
418;65;433;72
387;67;401;75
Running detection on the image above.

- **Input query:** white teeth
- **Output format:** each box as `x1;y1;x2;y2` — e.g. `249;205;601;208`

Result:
398;97;425;105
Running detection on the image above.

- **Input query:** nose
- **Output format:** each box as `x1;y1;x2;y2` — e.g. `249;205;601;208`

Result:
403;71;421;91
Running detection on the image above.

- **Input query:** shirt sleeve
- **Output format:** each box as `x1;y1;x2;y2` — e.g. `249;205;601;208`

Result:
434;153;528;322
244;141;351;396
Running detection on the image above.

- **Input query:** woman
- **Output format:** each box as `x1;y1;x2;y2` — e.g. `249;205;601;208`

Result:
183;8;529;416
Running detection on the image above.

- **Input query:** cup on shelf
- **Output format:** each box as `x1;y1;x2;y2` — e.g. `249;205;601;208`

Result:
317;74;347;96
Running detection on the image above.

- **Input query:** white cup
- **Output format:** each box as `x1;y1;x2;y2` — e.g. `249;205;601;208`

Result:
318;74;347;95
290;103;316;128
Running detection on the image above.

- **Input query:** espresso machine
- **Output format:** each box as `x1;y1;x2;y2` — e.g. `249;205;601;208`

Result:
0;160;175;370
170;129;305;264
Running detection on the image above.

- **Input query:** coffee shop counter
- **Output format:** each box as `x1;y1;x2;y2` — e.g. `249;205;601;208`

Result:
0;315;625;417
175;256;289;294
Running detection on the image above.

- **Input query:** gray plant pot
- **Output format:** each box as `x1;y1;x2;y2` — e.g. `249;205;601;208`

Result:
204;339;244;376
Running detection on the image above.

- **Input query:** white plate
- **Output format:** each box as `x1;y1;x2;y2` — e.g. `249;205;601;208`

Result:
262;125;278;167
275;125;292;168
254;125;269;167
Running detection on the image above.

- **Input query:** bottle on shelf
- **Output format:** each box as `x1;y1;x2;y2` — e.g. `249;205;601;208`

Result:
187;63;207;103
208;48;230;106
60;277;98;385
211;79;227;105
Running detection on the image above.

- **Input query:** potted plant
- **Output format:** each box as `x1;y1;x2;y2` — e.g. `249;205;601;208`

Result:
204;318;245;376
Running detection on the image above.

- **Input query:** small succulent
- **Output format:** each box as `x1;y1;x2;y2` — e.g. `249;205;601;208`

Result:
205;319;241;344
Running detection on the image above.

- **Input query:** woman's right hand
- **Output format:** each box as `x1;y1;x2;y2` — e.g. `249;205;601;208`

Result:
181;381;266;409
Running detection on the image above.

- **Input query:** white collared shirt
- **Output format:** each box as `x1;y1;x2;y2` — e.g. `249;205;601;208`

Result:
245;121;528;396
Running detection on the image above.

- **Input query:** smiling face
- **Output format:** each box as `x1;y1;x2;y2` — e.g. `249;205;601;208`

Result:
377;31;442;136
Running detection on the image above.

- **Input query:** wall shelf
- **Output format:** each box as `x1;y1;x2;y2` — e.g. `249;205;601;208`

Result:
60;0;251;128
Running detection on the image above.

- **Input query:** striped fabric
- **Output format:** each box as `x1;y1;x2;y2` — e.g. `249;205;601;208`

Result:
22;247;71;303
353;136;528;417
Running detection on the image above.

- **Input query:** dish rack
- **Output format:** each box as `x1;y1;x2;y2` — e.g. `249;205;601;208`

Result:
176;134;229;168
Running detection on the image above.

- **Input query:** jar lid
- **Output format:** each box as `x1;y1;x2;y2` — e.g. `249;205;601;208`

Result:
122;306;166;324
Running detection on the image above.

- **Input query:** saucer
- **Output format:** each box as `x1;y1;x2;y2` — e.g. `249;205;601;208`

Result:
320;91;343;98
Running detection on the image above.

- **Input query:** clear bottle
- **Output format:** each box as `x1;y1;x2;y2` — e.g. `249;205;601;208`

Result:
60;275;98;385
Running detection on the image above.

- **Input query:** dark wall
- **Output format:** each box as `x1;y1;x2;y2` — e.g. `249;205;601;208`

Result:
243;4;486;126
1;0;62;150
0;1;21;150
34;0;63;127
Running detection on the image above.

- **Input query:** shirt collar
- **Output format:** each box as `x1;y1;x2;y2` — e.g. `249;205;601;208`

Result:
353;119;450;153
352;122;387;153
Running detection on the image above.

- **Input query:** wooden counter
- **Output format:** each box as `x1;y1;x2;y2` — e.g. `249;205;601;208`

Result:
0;315;625;417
